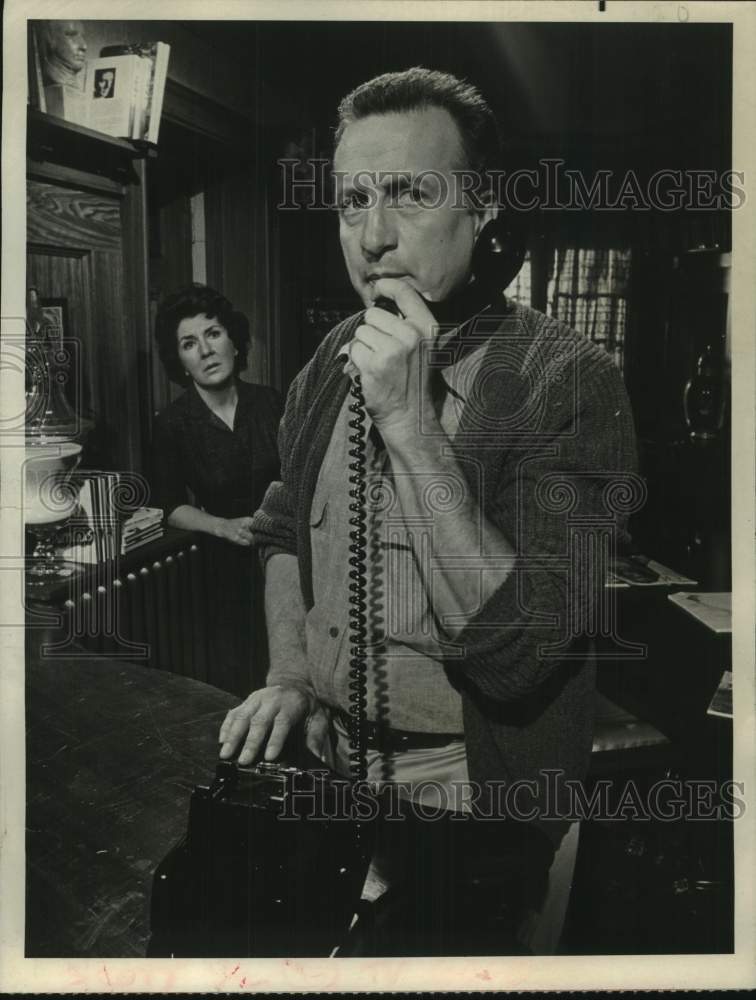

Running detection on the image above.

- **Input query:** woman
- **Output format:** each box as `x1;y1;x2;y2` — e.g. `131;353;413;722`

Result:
151;285;282;695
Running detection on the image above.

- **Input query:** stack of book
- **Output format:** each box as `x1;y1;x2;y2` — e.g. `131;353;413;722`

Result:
58;472;164;564
121;507;164;555
87;42;170;142
72;471;120;563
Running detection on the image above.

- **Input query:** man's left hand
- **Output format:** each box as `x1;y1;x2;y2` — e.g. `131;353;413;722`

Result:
345;277;438;436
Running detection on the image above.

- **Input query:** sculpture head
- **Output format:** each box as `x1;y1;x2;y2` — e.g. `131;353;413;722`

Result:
38;20;87;89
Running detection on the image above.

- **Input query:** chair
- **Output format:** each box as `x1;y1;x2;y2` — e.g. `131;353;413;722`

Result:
525;690;670;954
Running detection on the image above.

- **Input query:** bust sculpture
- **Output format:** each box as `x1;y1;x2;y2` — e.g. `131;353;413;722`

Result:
38;20;87;90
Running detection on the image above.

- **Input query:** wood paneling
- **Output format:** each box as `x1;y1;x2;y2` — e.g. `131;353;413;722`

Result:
163;79;255;149
27;181;121;251
121;159;153;467
27;173;145;473
205;154;272;384
28;159;125;198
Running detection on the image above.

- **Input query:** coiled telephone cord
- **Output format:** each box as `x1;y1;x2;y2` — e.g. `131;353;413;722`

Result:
347;374;369;783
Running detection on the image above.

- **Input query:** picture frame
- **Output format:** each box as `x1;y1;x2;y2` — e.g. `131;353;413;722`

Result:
38;296;66;343
26;21;46;112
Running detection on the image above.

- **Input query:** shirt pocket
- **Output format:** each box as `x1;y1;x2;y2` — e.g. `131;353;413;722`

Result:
309;497;333;579
309;497;329;531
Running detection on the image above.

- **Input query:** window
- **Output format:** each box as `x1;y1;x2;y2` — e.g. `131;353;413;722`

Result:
547;248;631;370
506;252;532;308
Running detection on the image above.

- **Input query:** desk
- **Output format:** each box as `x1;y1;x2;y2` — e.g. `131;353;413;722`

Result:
25;650;236;957
596;583;730;751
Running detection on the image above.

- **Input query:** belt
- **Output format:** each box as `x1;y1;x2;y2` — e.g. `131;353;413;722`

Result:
336;714;464;754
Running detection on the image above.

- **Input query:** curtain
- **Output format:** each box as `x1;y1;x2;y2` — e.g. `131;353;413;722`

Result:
547;248;631;371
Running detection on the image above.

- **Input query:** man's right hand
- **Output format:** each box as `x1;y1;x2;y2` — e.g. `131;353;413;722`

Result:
218;684;329;766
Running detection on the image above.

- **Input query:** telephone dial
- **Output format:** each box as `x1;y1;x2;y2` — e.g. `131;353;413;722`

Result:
146;217;526;958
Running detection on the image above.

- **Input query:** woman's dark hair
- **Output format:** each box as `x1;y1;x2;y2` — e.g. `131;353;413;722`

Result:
334;66;502;180
154;284;250;387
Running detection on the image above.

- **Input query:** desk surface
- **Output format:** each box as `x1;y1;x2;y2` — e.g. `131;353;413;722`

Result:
667;591;732;634
26;650;237;957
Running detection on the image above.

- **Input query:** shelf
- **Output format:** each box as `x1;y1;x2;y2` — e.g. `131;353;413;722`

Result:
27;108;156;184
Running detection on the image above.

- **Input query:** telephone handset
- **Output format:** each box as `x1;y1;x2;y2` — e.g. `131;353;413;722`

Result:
368;215;526;325
469;215;527;301
373;295;402;316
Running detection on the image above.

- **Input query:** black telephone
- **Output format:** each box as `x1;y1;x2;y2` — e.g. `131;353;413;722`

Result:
146;217;526;958
147;756;374;957
146;366;378;959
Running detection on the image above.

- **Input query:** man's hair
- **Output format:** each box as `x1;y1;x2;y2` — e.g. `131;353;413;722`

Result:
334;66;502;178
154;284;250;387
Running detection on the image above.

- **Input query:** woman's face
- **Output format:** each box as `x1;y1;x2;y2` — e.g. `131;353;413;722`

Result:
176;313;237;389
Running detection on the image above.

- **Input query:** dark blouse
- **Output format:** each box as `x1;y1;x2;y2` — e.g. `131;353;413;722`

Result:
150;379;283;520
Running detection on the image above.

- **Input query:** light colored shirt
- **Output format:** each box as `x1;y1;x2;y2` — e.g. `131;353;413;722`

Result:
305;332;490;732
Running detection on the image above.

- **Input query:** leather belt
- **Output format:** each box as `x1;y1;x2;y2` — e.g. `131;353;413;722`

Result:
336;714;464;754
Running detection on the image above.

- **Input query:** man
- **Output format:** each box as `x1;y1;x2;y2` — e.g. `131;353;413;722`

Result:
219;67;637;954
94;69;115;99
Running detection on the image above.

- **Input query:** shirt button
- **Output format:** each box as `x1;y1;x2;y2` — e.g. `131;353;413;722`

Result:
329;626;339;638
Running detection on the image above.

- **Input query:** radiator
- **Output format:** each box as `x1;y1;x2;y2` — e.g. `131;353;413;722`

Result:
55;542;209;681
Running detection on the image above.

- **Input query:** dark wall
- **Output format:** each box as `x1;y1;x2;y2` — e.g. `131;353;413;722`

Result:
233;19;732;584
233;20;732;380
146;19;732;583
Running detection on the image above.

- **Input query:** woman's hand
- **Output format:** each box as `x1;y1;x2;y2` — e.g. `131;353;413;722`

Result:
166;506;256;546
215;515;255;546
218;684;329;765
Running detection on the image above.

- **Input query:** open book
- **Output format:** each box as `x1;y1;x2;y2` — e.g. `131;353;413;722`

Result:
85;42;170;142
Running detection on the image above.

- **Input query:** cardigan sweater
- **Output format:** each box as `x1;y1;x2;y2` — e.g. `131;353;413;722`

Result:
250;297;638;846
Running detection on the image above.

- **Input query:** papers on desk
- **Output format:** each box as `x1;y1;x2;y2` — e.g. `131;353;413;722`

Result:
606;556;698;588
707;670;733;719
121;507;164;554
667;591;732;633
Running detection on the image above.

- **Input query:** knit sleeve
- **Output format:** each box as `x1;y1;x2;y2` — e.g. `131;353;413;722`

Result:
249;314;362;564
249;370;305;562
447;340;639;703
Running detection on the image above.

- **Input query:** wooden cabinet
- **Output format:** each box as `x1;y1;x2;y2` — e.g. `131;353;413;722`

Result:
27;110;152;473
25;94;274;697
26;90;274;477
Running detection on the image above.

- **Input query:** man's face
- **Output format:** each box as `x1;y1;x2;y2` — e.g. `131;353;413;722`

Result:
48;21;87;72
334;107;491;307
